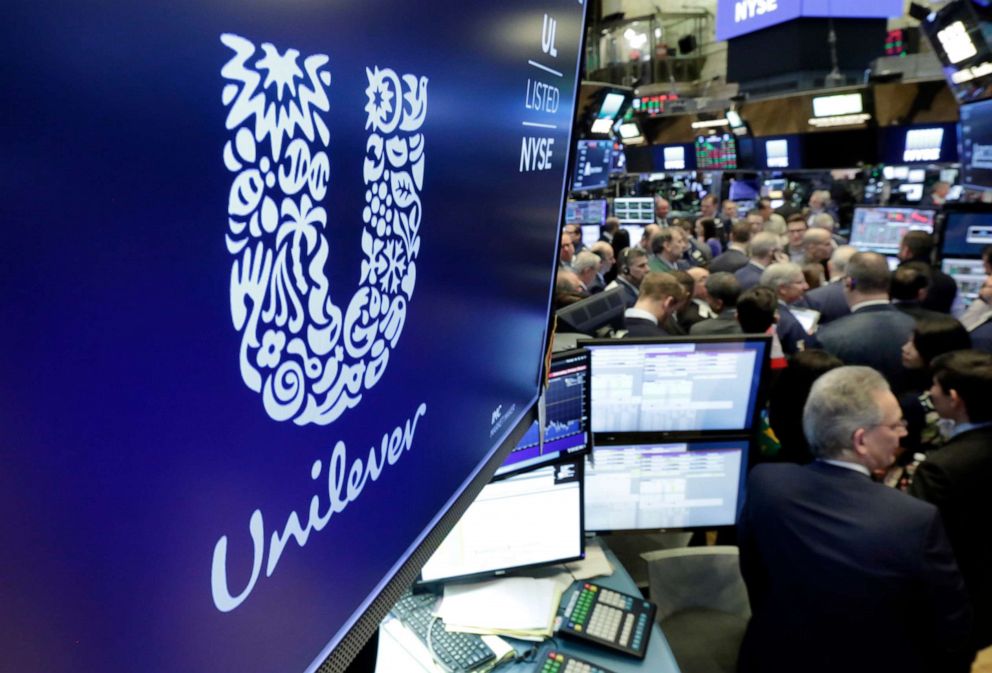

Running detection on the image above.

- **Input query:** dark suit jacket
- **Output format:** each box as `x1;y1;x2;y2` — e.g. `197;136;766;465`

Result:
812;304;916;390
676;301;708;333
894;300;949;324
734;262;764;291
969;316;992;354
804;280;850;325
739;462;972;673
623;317;668;338
709;248;749;274
898;260;958;314
690;309;742;335
775;302;809;355
911;425;992;651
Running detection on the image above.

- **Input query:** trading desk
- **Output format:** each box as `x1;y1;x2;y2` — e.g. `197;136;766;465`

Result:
376;541;682;673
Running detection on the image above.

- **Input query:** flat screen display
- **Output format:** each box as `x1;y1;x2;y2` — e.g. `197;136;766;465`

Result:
716;0;902;41
922;0;992;104
497;350;592;477
565;199;609;225
584;337;769;436
614;197;656;224
942;258;989;310
942;210;992;257
420;459;584;583
0;1;585;671
849;206;936;254
573;139;613;191
584;439;748;531
960;98;992;190
651;143;696;171
878;124;959;165
695;133;738;170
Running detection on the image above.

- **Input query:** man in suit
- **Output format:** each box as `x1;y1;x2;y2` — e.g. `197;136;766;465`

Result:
898;231;956;314
760;262;810;355
589;241;615;292
805;245;856;325
605;247;649;308
648;227;689;273
691;272;742;335
911;351;992;664
676;267;715;333
622;271;686;337
739;366;972;673
735;232;780;291
891;262;948;323
814;252;916;391
709;220;751;274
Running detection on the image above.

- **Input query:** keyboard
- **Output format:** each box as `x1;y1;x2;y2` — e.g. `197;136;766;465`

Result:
537;650;617;673
390;593;497;673
555;582;655;659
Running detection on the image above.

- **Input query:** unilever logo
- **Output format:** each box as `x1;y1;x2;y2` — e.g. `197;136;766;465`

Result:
221;33;427;425
212;34;429;612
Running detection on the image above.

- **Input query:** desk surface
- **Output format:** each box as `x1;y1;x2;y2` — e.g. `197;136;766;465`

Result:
377;540;681;673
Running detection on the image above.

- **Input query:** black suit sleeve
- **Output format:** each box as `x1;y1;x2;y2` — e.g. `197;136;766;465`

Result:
909;459;952;510
917;508;973;665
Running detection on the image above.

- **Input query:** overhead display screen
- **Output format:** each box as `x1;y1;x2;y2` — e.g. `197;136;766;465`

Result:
942;210;992;257
961;98;992;191
0;1;585;672
850;207;936;254
755;135;802;169
695;133;738;170
573;139;613;191
878;123;959;165
922;0;992;104
716;0;903;41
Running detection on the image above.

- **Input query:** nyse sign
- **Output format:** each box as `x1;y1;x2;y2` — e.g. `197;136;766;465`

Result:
715;0;903;41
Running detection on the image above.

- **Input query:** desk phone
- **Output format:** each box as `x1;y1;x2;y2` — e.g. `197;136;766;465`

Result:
556;582;655;659
537;650;617;673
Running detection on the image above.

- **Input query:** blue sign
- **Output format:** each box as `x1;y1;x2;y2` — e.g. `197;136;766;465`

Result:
717;0;904;41
0;1;584;671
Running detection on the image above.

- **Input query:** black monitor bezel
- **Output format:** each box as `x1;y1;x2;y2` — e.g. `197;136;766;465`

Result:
582;435;753;534
415;455;587;586
578;334;772;445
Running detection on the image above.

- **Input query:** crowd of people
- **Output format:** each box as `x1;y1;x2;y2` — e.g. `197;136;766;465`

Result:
556;191;992;672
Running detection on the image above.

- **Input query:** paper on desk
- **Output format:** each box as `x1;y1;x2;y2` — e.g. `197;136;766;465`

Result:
562;539;613;580
438;576;563;636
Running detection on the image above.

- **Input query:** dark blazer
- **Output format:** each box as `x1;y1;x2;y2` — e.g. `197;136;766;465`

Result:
623;317;668;338
970;316;992;354
804;280;850;325
690;309;742;335
911;425;992;651
734;262;764;291
676;301;708;333
894;300;950;324
739;461;972;673
812;304;916;390
775;303;809;355
606;277;638;308
709;248;749;274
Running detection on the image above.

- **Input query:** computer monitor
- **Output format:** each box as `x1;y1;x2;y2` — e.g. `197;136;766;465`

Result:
942;210;992;257
573;140;613;192
1;2;586;671
849;206;936;255
584;438;749;532
565;199;609;226
419;458;585;583
942;258;989;310
497;350;592;477
960;98;992;191
581;224;602;249
695;133;738;170
613;197;656;224
582;336;770;438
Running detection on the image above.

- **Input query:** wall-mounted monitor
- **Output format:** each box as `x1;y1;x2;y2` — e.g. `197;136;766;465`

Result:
565;200;609;226
497;350;592;478
850;206;936;254
878;123;958;165
695;133;738;170
420;458;585;583
582;336;770;439
649;143;696;172
614;197;657;224
597;92;628;119
942;209;992;257
715;0;902;42
573;140;613;192
584;439;749;532
1;1;586;671
960;98;992;191
755;135;802;169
